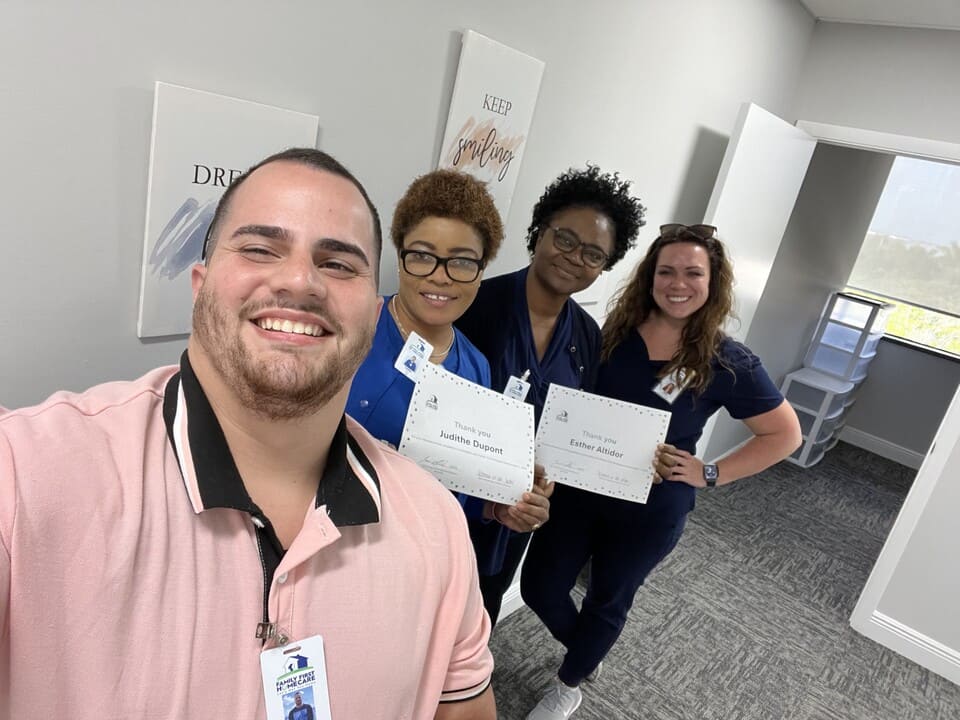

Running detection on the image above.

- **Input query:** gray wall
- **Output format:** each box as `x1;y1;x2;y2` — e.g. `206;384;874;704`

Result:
705;142;895;460
0;0;815;408
846;341;960;456
789;21;960;459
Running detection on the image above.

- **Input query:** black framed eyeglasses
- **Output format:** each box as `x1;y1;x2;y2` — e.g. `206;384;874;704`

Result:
659;224;718;242
549;226;610;269
399;249;484;283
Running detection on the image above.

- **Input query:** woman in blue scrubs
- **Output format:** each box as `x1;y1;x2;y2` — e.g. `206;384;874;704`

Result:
521;225;802;720
346;170;551;536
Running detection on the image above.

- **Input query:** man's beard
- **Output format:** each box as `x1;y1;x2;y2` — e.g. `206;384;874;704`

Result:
192;287;375;420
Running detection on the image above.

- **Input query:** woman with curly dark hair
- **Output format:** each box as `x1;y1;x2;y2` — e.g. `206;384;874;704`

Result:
456;165;646;627
346;169;551;542
521;225;801;719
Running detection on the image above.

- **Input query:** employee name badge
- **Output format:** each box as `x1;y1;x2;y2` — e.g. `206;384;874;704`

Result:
394;331;433;382
653;368;694;405
260;635;332;720
503;374;531;402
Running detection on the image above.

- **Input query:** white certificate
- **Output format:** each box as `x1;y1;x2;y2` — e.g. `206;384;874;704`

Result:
535;385;671;503
398;362;535;505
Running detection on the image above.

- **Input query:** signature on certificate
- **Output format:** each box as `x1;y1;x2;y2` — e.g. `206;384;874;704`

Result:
422;456;455;472
478;470;508;486
555;459;586;473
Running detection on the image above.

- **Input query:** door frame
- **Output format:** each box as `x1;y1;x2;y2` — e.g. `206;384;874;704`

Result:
797;121;960;163
798;121;960;685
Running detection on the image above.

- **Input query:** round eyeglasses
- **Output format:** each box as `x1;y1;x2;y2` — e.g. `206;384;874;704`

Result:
399;249;484;283
549;227;610;269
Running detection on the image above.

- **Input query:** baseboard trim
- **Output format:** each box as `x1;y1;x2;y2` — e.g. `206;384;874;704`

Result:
839;426;925;470
853;610;960;685
500;580;525;620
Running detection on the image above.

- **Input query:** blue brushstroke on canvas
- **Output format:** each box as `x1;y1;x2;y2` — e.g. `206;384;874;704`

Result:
149;197;217;279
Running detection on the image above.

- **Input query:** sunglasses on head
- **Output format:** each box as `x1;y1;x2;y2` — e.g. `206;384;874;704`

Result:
659;224;718;242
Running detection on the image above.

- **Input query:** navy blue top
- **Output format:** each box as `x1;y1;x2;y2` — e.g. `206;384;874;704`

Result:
455;267;602;425
595;332;784;518
455;266;603;573
596;332;784;455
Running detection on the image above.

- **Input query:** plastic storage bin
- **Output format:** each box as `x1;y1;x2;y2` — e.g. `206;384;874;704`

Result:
783;368;855;416
807;345;876;382
782;367;855;468
789;431;840;468
784;292;890;468
803;292;892;382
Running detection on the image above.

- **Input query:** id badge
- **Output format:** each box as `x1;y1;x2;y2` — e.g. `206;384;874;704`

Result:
652;368;693;405
503;375;531;401
394;331;433;382
260;635;332;720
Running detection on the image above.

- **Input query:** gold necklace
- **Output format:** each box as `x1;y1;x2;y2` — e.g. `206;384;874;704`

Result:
390;296;455;361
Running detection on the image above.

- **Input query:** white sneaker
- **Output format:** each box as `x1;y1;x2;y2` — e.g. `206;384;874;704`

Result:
525;680;583;719
585;661;602;682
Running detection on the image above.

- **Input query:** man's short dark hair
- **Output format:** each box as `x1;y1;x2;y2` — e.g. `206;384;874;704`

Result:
202;148;382;282
526;165;646;270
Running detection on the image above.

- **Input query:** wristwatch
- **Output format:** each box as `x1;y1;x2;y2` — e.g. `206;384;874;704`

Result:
703;464;719;487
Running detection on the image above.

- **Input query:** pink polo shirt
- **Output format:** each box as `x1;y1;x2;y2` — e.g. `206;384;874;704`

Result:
0;356;493;718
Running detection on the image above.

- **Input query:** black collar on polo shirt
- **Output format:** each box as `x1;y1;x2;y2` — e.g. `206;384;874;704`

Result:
162;351;381;528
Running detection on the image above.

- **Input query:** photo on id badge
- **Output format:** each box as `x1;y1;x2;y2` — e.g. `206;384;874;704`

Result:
284;687;316;720
653;369;692;404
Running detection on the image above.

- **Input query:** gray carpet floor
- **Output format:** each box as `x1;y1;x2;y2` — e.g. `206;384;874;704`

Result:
489;442;960;719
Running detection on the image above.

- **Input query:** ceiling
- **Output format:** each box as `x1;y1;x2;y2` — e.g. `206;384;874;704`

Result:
801;0;960;31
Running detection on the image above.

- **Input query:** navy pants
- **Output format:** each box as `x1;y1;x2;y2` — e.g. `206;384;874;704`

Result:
478;529;531;625
521;481;694;686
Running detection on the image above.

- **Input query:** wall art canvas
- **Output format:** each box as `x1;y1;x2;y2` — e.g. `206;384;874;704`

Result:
437;31;544;223
137;82;319;337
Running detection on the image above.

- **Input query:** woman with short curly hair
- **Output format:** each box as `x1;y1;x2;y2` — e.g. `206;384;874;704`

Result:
347;169;551;543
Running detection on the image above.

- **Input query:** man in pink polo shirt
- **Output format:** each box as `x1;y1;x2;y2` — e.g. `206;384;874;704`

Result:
0;149;495;719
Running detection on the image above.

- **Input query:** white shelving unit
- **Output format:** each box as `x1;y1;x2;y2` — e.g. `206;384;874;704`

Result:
783;368;856;467
785;292;892;468
803;292;892;382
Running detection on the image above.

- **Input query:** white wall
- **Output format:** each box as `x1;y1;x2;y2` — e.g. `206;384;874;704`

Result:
0;0;814;408
792;22;960;459
877;388;960;653
793;23;960;146
851;386;960;685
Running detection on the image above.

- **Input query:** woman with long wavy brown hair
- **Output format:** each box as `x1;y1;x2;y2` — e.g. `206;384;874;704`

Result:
521;224;801;720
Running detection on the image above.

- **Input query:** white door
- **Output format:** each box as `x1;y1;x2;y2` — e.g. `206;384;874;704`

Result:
697;102;817;457
850;384;960;685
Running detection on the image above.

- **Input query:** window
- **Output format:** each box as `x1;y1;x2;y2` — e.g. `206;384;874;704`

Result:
846;156;960;356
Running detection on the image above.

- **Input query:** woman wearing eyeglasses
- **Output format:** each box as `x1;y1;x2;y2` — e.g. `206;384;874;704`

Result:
520;225;801;720
346;170;551;538
455;166;646;626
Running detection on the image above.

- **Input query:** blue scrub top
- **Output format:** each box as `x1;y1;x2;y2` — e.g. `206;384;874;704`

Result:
346;298;491;523
347;298;491;448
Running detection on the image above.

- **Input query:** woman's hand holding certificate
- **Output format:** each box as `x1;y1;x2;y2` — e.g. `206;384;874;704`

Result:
534;385;671;503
